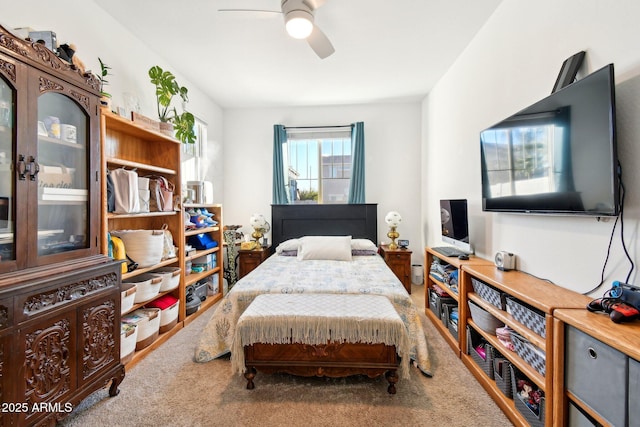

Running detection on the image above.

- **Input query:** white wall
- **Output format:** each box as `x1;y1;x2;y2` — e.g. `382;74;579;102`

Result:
1;0;225;203
422;0;640;295
224;103;423;261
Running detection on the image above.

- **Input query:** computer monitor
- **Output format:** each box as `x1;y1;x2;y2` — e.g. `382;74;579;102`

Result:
440;199;472;254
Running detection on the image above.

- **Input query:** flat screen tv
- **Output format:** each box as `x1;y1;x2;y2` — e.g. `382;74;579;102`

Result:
440;199;471;253
480;64;619;216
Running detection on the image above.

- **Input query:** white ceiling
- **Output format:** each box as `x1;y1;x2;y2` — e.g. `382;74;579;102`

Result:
93;0;502;109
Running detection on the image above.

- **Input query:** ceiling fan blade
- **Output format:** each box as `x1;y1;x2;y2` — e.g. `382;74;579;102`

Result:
218;9;281;14
307;25;334;59
303;0;327;10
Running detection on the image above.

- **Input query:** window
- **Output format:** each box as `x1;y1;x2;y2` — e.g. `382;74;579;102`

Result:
181;116;207;183
284;129;352;204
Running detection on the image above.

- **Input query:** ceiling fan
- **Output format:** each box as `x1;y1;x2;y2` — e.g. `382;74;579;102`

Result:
219;0;335;59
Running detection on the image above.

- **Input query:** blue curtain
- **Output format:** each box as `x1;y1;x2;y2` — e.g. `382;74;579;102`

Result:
272;124;289;204
348;121;365;204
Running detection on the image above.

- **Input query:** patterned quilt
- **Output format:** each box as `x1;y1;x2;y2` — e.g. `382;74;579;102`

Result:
194;254;433;376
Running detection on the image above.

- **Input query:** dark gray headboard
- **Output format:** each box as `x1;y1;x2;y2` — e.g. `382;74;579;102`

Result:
271;204;378;249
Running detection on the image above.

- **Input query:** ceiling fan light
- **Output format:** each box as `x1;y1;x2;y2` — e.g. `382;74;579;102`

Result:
285;10;314;39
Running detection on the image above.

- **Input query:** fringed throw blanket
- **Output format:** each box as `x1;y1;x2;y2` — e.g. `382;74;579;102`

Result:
231;293;411;378
195;255;433;376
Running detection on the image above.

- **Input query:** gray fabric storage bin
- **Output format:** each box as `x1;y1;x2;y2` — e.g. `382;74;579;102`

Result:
565;325;627;427
630;357;640;424
510;364;545;427
428;287;455;319
568;402;598;427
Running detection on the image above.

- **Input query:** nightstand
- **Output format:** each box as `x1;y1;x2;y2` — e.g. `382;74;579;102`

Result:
379;244;413;294
238;246;271;279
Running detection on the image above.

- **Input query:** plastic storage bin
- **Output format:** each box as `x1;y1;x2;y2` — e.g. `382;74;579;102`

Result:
468;300;503;334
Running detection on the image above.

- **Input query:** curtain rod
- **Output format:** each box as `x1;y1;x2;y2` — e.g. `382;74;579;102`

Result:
284;124;353;130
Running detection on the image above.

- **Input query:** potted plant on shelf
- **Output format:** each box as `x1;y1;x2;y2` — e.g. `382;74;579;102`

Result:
148;65;196;144
98;57;112;109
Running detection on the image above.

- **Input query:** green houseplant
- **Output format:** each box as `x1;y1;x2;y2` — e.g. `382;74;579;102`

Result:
148;65;196;144
98;57;112;108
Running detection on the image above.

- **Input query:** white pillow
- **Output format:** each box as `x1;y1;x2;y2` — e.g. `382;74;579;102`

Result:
297;236;352;261
275;238;300;254
351;238;377;251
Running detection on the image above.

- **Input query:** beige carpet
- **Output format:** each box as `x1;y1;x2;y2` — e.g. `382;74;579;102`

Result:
60;285;513;427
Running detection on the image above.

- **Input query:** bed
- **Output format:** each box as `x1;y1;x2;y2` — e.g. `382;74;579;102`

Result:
194;204;432;383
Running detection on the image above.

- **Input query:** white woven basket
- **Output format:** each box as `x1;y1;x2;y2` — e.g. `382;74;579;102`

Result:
111;229;164;268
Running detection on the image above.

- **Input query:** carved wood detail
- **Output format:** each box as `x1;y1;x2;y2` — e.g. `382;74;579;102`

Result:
0;26;99;92
39;76;63;93
70;89;90;110
84;73;100;92
244;342;399;394
0;306;8;328
299;342;346;358
82;301;116;380
32;42;64;72
0;58;16;82
23;272;118;315
0;32;29;58
24;318;72;404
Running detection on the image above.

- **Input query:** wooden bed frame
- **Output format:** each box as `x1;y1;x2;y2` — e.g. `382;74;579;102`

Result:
242;204;401;394
244;342;399;394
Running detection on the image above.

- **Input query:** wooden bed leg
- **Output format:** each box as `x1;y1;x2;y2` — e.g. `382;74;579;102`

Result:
385;369;398;394
244;367;256;390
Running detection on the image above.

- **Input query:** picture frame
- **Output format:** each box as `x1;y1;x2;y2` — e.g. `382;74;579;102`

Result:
37;121;48;137
552;51;586;93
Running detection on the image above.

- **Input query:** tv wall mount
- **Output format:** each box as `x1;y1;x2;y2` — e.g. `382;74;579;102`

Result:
552;51;586;93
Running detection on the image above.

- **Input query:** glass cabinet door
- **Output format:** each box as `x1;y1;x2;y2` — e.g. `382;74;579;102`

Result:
36;92;88;256
0;78;13;263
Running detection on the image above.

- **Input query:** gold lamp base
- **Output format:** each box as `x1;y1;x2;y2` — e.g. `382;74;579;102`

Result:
251;230;263;249
387;227;399;250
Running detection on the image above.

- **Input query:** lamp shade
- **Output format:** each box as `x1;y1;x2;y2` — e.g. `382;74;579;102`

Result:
385;211;402;227
285;9;314;39
249;213;267;230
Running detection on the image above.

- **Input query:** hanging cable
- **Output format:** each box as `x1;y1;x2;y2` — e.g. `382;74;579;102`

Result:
583;161;632;295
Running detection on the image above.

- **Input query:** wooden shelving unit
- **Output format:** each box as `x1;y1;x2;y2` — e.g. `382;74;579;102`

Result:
424;247;590;426
183;204;224;326
101;109;192;368
553;308;640;426
424;251;493;356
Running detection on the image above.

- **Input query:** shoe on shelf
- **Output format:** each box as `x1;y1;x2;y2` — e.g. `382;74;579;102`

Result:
184;212;197;230
199;208;215;217
191;215;207;228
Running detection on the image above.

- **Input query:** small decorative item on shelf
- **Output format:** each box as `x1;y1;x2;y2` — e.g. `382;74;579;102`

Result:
249;213;270;249
385;211;402;250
